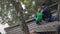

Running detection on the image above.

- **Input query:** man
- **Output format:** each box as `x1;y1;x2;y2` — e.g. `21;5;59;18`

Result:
42;3;52;22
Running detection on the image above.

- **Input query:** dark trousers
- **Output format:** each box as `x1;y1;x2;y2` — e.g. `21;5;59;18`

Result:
43;17;52;22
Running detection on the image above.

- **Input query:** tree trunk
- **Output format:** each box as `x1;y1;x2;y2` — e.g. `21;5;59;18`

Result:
7;0;30;34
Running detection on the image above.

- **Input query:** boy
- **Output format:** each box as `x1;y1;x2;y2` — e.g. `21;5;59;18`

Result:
35;8;43;25
41;3;52;22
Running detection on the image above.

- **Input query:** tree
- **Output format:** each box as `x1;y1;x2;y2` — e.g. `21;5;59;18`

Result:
7;0;30;34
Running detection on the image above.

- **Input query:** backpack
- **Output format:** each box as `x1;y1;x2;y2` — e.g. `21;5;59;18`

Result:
35;12;43;22
50;16;57;22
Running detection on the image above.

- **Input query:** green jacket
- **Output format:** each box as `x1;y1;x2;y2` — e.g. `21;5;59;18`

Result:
36;12;43;22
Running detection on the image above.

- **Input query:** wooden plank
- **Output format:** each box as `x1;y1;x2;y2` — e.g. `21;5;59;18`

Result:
48;3;58;8
28;21;59;32
58;4;60;21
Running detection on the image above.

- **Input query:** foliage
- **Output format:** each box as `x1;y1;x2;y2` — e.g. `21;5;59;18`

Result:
0;0;59;26
0;0;18;26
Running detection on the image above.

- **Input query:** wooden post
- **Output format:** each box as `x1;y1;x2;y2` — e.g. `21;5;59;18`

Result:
58;3;60;21
7;0;30;34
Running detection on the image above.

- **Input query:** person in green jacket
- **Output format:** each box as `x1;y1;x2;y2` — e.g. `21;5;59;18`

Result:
35;8;43;25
